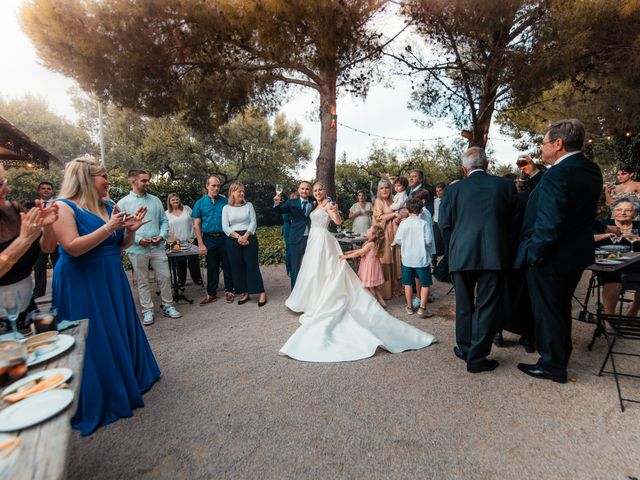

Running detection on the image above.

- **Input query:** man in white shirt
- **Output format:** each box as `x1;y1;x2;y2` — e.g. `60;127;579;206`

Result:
33;181;58;298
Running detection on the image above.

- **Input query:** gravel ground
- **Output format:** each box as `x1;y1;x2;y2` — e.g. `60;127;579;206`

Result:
66;265;640;479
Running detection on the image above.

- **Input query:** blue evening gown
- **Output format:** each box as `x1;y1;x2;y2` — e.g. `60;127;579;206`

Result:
53;199;161;436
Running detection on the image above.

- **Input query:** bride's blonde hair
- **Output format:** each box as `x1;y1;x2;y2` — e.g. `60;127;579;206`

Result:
58;155;109;221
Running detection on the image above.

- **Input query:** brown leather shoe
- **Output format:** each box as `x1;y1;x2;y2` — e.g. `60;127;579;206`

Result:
225;292;235;304
200;295;218;305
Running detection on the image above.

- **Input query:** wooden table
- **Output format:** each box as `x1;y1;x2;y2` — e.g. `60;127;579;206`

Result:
8;320;88;480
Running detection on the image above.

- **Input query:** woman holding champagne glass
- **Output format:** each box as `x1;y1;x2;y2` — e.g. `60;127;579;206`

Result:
605;165;640;208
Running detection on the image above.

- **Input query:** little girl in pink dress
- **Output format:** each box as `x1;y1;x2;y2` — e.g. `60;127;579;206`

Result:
339;225;386;307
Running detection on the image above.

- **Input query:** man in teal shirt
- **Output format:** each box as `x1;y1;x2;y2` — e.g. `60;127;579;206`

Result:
117;169;182;325
192;175;234;305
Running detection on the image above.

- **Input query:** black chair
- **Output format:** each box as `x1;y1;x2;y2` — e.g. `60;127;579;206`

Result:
597;274;640;411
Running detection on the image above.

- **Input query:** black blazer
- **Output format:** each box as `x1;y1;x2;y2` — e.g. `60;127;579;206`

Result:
514;152;603;272
273;198;316;245
439;171;517;272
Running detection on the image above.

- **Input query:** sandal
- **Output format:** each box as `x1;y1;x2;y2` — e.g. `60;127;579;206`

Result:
225;292;234;304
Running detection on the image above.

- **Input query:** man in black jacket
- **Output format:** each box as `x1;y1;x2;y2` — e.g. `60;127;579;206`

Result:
440;147;517;373
514;119;602;383
273;181;315;289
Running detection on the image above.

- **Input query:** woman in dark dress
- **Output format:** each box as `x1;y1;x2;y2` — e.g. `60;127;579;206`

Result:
0;164;58;334
594;197;640;317
52;156;160;436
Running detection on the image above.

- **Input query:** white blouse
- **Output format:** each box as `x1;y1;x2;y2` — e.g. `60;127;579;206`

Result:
166;206;195;242
222;202;257;236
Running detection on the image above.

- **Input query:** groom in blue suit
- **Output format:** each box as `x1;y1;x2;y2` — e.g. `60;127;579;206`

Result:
514;119;602;383
273;181;315;289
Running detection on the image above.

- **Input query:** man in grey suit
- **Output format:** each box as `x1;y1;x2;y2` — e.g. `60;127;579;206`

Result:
439;147;517;373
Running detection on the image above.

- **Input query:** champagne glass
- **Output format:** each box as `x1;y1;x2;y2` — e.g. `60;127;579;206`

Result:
275;184;283;195
0;289;27;340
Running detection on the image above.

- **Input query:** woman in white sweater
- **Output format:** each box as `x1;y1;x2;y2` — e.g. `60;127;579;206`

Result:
221;182;267;306
166;193;203;286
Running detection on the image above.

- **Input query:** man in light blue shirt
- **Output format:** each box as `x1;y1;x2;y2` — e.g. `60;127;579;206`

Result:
117;169;182;325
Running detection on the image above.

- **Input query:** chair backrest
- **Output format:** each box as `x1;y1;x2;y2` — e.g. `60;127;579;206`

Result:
599;313;640;340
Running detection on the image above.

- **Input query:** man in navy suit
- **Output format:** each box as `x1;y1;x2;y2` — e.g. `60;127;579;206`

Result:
515;119;602;383
439;147;518;373
273;181;315;289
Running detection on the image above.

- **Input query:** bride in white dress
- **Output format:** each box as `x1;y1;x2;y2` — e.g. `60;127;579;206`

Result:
280;182;436;362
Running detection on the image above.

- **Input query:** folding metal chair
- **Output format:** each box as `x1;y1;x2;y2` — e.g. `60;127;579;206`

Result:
597;273;640;411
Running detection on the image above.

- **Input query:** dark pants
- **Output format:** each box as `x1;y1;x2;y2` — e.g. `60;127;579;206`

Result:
289;236;308;290
500;269;535;339
452;270;504;368
203;234;233;296
226;233;265;294
33;249;59;298
175;255;203;286
526;266;582;376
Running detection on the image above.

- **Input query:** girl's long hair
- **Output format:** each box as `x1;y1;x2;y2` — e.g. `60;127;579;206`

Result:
58;155;109;221
369;224;386;258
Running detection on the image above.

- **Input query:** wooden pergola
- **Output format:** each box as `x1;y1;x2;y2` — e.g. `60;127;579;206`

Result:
0;115;56;170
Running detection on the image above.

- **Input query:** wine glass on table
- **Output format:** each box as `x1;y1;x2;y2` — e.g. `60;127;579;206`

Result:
0;289;28;340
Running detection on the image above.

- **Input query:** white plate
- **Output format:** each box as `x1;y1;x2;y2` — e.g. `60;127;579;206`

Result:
0;389;74;432
2;368;73;398
596;259;623;265
26;335;74;367
0;433;20;479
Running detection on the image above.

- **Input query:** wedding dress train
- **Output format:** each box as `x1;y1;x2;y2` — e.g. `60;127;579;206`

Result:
280;207;436;362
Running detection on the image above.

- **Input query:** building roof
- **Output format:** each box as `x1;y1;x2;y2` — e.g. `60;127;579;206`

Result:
0;115;56;169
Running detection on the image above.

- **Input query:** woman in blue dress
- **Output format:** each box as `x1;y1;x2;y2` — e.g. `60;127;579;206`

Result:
52;155;160;436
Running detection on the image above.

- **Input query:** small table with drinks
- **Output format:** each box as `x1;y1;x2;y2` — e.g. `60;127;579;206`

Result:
165;241;201;304
0;318;88;480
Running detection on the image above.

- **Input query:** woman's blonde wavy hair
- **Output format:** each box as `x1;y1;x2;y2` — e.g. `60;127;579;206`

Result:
58;155;109;221
227;181;246;206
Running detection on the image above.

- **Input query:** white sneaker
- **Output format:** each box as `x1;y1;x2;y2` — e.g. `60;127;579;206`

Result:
142;311;154;326
162;305;182;319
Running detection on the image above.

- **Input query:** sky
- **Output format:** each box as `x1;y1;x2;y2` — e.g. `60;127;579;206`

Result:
0;0;520;179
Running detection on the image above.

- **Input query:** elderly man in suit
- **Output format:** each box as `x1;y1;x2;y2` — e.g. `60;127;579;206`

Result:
515;119;602;383
273;181;315;289
439;147;517;373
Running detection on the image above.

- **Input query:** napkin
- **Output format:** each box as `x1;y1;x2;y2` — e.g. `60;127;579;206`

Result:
57;320;81;332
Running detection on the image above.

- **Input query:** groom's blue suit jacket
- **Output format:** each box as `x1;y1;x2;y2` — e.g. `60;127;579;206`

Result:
273;198;315;245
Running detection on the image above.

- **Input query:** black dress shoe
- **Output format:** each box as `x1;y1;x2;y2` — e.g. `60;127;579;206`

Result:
258;298;267;307
493;332;504;348
517;363;567;384
467;359;499;373
519;336;535;353
237;295;250;305
453;346;466;361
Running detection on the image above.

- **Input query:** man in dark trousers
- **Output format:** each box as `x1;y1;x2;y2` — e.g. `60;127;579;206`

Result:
439;147;517;373
515;119;602;383
273;181;315;289
32;181;58;298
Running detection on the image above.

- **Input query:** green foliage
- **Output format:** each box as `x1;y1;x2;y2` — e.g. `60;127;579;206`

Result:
256;225;286;265
0;94;95;167
5;167;64;205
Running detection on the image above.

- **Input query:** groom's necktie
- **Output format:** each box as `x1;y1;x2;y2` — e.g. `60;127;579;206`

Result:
302;200;309;217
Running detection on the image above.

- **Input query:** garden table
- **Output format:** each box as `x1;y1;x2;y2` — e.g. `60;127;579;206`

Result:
165;245;201;304
5;319;88;480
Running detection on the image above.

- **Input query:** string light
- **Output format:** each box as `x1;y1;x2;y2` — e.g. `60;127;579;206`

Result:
339;122;515;144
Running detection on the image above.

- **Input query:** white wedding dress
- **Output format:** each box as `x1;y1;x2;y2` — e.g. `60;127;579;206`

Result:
280;207;436;362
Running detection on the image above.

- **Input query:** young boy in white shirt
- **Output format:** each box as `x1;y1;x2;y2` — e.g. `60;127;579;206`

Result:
392;197;434;318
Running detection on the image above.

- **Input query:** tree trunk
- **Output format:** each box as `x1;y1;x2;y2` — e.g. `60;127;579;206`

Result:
316;77;338;200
